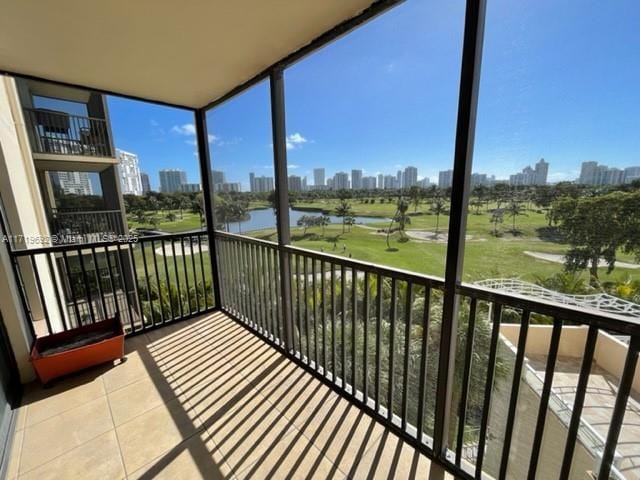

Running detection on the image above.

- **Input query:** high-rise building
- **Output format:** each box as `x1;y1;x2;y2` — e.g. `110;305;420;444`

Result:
351;169;363;190
181;183;202;193
52;171;94;196
403;166;418;188
417;177;431;188
249;173;274;192
362;176;377;189
313;168;325;188
218;182;241;193
383;175;396;189
509;159;548;186
212;170;227;192
302;176;307;191
579;161;598;185
333;172;350;190
159;169;187;193
377;174;384;190
116;149;143;196
140;172;151;193
396;170;403;188
624;166;640;184
288;175;303;192
439;170;453;189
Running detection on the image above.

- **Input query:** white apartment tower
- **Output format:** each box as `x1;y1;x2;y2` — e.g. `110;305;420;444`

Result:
116;148;143;196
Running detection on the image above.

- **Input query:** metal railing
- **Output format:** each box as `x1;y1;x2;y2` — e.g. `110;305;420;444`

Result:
215;231;640;480
23;108;113;157
49;209;125;244
10;232;215;337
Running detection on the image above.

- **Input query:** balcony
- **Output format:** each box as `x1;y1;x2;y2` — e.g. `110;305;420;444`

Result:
23;108;113;158
7;231;640;480
6;311;448;479
48;209;125;245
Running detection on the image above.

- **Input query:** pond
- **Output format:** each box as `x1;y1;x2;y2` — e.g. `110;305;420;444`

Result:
224;207;389;234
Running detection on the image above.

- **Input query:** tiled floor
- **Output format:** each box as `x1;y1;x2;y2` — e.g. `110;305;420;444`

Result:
6;312;446;479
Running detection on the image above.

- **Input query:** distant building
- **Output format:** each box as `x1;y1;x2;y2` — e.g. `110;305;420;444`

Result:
116;149;143;196
351;169;363;190
181;183;202;193
470;173;495;187
403;166;418;188
288;175;303;192
212;170;226;191
218;182;241;193
396;170;403;188
438;170;453;189
578;161;636;186
417;177;431;188
52;171;93;196
377;174;384;190
140;172;151;193
333;172;350;190
313;168;325;188
159;169;187;193
302;176;308;191
362;176;377;189
383;175;397;189
249;173;274;192
509;159;548;186
624;166;640;184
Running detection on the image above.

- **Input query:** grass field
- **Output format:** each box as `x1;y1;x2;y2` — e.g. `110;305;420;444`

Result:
126;199;639;286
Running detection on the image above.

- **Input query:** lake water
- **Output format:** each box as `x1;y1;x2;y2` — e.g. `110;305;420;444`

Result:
225;208;389;234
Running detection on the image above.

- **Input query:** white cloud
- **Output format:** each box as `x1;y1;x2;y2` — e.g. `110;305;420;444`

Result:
289;164;300;169
208;134;218;143
171;123;196;136
286;132;308;150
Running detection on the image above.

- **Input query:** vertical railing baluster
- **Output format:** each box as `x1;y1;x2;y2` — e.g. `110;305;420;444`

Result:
45;252;67;331
117;244;140;332
388;277;397;421
401;282;413;431
499;310;531;479
295;254;302;354
170;239;183;319
103;246;123;328
363;271;370;403
341;264;346;387
162;240;176;320
597;335;639;480
190;236;200;312
559;325;598;480
321;260;327;375
198;234;207;309
475;303;503;478
78;249;96;324
312;258;318;368
417;286;432;445
151;240;166;323
304;255;310;362
456;297;477;465
527;317;563;479
375;274;383;413
331;264;336;380
29;255;53;334
90;247;107;321
140;241;155;326
351;267;357;396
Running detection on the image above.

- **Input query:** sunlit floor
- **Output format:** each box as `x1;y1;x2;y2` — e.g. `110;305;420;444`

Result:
6;312;447;479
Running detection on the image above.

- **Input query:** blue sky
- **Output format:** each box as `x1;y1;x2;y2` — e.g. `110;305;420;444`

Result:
106;0;640;191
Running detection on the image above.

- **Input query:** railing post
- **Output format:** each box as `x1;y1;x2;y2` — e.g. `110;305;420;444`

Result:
195;108;222;309
432;0;487;461
270;68;294;352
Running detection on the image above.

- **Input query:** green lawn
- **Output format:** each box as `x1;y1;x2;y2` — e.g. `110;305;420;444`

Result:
128;210;204;233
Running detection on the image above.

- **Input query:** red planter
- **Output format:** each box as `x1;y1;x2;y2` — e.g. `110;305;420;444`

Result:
30;317;125;385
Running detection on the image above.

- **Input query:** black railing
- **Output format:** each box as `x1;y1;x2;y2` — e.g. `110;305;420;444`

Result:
49;209;125;244
10;232;215;337
215;231;640;480
23;108;113;157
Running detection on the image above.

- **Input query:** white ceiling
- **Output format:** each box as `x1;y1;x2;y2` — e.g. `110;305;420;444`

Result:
0;0;378;108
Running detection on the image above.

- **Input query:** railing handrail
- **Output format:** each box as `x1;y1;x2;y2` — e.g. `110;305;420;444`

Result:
23;107;109;124
215;230;446;289
51;208;122;215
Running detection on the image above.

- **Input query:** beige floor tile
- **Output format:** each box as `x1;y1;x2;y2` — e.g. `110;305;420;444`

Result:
107;374;182;426
351;430;435;480
5;429;22;480
116;397;202;474
128;431;232;480
236;430;344;480
19;396;114;474
19;431;125;480
103;336;166;393
206;391;297;474
23;371;106;427
14;406;27;432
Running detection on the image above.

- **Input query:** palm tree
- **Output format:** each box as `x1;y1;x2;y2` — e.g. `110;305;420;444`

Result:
506;200;527;234
430;197;448;236
319;215;331;236
178;196;190;219
335;199;354;234
490;209;504;236
409;186;422;213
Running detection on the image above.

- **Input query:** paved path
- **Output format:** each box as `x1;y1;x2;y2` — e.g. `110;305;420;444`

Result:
524;251;640;269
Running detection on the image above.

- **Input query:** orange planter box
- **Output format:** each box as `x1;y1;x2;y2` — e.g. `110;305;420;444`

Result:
30;317;125;385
